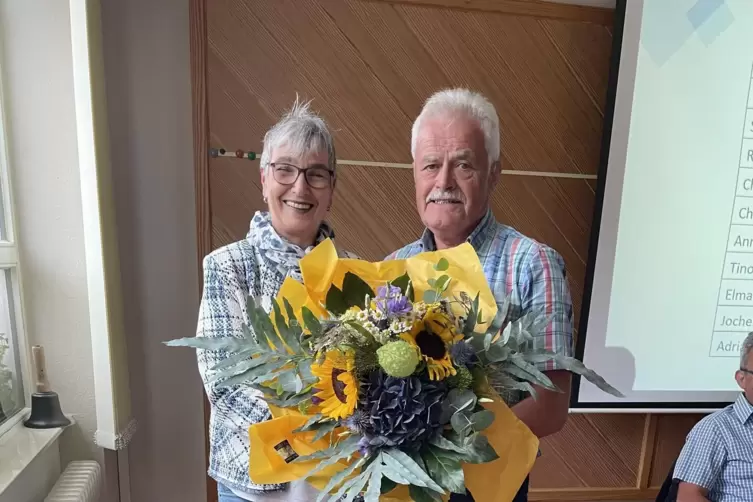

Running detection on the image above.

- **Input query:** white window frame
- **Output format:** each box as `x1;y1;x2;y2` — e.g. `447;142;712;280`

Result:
0;48;33;437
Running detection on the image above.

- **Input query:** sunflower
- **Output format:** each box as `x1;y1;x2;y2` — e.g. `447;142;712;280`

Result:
310;349;359;419
401;306;463;381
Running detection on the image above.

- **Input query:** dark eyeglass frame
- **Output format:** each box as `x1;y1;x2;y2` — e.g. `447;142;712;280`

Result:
269;162;334;189
740;368;753;375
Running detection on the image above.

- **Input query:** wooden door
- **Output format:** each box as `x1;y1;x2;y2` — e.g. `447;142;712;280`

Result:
190;1;703;500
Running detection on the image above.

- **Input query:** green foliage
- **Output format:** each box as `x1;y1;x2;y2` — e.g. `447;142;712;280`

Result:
325;272;376;315
461;295;624;399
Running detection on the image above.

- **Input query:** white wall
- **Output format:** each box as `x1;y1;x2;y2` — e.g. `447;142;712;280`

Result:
0;0;101;468
1;0;205;500
100;0;207;500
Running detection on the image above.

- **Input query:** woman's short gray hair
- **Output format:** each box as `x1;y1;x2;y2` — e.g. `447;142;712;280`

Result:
742;332;753;369
259;97;336;173
411;88;501;166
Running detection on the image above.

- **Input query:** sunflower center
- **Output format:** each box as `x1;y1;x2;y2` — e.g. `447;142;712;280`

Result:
415;330;447;359
331;368;348;403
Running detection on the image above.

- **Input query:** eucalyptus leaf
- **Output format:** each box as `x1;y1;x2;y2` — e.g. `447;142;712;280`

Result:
488;373;538;399
272;301;300;353
505;354;557;391
423;290;438;304
327;472;362;502
434;275;450;292
266;391;313;408
429;435;467;455
486;344;509;363
422;446;465;493
216;362;283;388
207;354;272;383
549;354;624;397
209;349;256;371
311;420;338;442
434;258;450;271
317;458;364;502
344;468;373;502
409;485;443;502
450;412;472;436
363;458;383;502
483;333;492;351
470;410;494;432
295;436;359;463
382;449;444;493
302;437;360;479
284;299;303;343
164;336;246;352
498;361;554;392
381;461;411;485
292;413;324;433
301;307;322;337
461;434;499;464
448;389;477;413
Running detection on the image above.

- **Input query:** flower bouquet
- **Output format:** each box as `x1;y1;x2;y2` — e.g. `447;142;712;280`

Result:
169;240;621;502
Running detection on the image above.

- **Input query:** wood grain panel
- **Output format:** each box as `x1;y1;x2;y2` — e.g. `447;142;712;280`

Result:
206;0;611;176
364;0;614;24
649;414;705;487
189;1;215;501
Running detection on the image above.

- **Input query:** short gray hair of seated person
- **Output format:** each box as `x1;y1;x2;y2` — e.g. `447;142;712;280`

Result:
259;97;336;174
742;332;753;369
410;88;501;168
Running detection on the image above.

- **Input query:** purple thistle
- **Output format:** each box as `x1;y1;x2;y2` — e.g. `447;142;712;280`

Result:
376;285;412;316
310;389;323;405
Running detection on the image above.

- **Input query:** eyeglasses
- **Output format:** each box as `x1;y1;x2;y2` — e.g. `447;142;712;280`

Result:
269;162;334;189
741;368;753;375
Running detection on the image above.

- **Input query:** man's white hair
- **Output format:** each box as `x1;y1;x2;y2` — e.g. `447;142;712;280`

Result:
411;88;501;166
742;332;753;369
259;96;336;173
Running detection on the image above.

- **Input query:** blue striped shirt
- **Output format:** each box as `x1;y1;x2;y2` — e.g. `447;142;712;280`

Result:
387;209;575;406
674;393;753;501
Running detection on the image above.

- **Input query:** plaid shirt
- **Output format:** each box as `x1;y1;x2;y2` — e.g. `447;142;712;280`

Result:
387;209;575;406
673;393;753;501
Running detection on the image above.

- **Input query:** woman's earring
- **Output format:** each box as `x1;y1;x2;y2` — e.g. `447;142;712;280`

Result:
263;196;268;204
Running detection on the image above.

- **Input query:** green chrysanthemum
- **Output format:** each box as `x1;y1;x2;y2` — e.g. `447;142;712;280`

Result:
447;365;473;390
376;340;419;378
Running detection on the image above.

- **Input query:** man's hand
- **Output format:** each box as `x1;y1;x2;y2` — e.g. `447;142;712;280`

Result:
511;370;571;438
677;481;711;502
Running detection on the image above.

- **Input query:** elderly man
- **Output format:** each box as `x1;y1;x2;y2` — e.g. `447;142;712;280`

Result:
389;88;574;502
673;333;753;502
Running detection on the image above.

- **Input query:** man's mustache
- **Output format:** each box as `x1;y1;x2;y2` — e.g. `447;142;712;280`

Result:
426;190;466;204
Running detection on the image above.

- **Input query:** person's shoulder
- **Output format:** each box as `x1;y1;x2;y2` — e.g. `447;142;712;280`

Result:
385;239;423;261
495;224;565;267
202;237;257;282
687;405;734;438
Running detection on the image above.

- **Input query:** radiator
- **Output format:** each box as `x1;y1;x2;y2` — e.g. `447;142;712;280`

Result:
44;460;101;502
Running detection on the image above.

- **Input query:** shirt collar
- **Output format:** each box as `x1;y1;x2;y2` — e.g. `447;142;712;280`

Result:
419;209;496;252
733;393;753;424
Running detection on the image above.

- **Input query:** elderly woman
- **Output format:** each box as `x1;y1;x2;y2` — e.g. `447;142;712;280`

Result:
196;100;353;502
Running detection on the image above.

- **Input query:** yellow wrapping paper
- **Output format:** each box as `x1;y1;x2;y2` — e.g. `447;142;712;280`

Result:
249;240;540;501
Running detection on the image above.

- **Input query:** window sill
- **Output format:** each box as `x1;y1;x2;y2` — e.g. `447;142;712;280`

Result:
0;409;72;497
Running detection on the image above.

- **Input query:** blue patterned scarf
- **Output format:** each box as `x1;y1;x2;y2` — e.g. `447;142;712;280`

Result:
247;211;335;282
